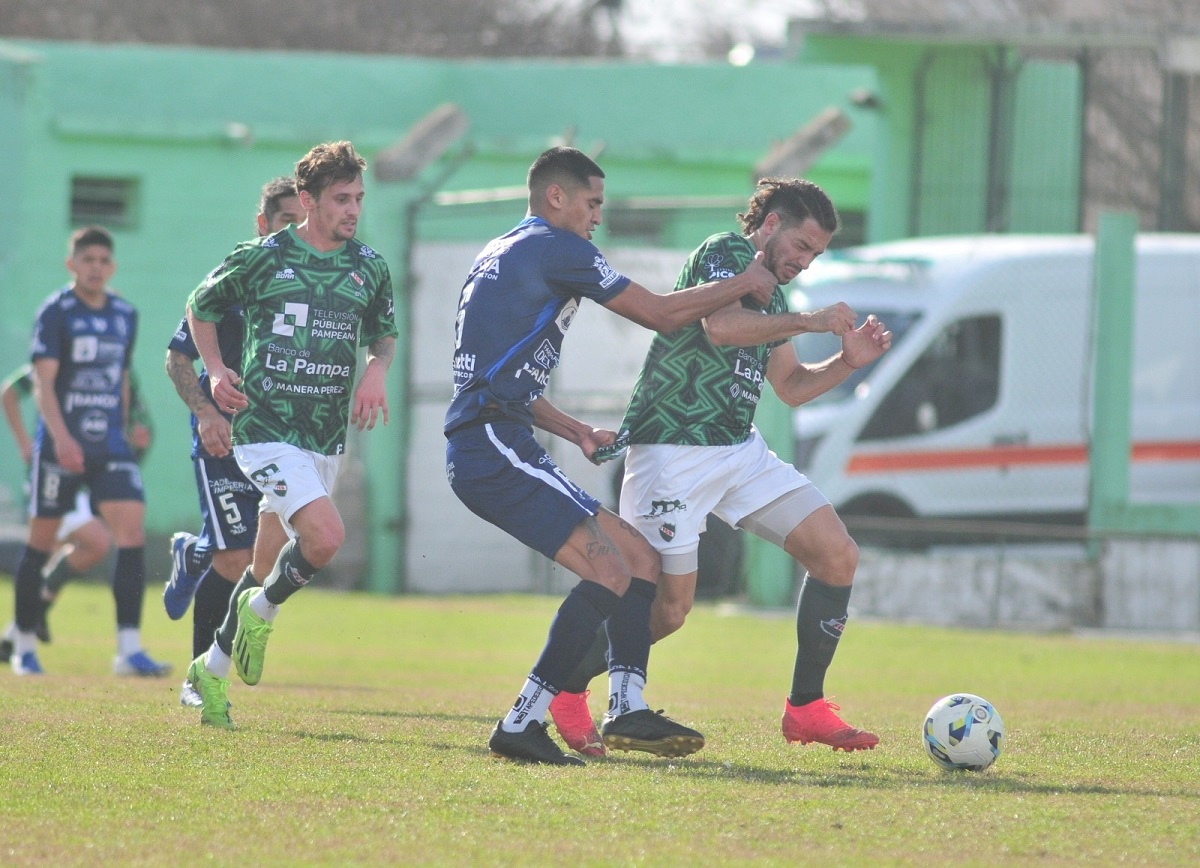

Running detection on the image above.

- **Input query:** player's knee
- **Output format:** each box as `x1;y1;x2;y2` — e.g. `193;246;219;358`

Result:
627;541;661;584
302;523;345;566
651;596;691;641
820;533;858;585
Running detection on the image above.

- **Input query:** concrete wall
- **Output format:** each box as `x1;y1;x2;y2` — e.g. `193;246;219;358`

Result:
849;540;1200;635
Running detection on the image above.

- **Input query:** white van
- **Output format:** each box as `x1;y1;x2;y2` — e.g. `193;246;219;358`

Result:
788;234;1200;539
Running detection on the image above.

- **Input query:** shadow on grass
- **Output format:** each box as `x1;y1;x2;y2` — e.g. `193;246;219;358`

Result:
597;754;1200;799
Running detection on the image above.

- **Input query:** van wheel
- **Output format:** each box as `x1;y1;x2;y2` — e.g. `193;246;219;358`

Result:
838;495;926;550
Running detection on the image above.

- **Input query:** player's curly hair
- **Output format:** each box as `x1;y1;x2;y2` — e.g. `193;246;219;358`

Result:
295;141;367;200
737;178;838;235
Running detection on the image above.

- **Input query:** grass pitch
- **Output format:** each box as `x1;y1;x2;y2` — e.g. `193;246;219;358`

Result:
1;577;1197;865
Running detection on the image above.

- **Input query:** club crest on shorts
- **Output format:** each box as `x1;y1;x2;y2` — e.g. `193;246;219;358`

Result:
272;480;288;497
659;522;676;542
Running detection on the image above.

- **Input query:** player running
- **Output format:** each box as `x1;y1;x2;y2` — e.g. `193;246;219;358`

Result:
183;142;397;728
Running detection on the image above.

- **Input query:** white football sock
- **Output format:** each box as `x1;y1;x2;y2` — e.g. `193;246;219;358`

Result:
205;642;232;678
249;589;278;623
117;627;140;658
608;670;648;716
500;677;554;731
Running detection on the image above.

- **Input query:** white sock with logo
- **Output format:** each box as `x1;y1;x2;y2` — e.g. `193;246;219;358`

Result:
249;589;279;623
608;669;648;717
500;677;554;732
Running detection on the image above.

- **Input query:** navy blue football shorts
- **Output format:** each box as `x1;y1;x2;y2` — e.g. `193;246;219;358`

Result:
446;420;601;560
28;448;144;518
194;452;260;552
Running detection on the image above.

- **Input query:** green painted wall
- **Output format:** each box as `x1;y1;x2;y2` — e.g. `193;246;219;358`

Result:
0;40;876;587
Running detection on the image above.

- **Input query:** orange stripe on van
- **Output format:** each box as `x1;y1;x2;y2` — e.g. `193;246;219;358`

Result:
845;441;1200;475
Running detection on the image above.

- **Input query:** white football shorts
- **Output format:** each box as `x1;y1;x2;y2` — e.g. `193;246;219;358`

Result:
234;442;341;533
620;428;829;572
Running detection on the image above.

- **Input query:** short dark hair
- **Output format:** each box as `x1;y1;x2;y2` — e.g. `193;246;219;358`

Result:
527;146;605;200
737;178;838;235
295;141;367;200
259;176;298;225
68;225;114;256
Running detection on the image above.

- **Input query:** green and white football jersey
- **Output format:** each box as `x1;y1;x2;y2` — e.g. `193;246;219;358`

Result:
188;227;398;455
620;232;788;447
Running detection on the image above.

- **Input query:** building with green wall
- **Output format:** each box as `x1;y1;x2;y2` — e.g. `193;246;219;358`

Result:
0;39;878;589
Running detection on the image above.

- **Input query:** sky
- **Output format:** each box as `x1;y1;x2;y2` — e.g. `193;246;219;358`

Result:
613;0;834;62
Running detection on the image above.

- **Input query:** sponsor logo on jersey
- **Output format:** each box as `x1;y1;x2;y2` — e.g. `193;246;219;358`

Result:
64;391;120;412
533;339;560;370
517;362;550;388
262;376;274;391
704;253;737;279
555;300;578;334
275;268;296;280
593;255;622;289
80;410;109;441
272;302;308;337
72;335;99;362
358;244;377;259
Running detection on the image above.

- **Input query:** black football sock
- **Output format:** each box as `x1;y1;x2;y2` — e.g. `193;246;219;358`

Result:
112;547;145;629
789;574;852;706
213;569;259;656
192;567;237;659
13;547;49;632
604;577;656;681
262;539;317;606
560;625;609;693
529;580;620;690
42;556;79;597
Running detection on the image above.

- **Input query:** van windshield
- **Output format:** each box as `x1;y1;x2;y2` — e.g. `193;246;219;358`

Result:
791;309;921;404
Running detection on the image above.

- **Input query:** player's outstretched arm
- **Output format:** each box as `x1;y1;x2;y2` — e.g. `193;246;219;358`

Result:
351;336;395;432
767;314;892;407
602;251;777;334
530;396;617;462
704;301;857;347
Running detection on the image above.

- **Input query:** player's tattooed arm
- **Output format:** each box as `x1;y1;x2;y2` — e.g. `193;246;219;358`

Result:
165;349;215;417
366;335;395;368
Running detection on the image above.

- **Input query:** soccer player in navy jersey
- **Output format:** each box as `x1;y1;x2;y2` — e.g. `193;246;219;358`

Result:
7;226;169;676
163;177;302;708
0;363;153;661
445;146;778;765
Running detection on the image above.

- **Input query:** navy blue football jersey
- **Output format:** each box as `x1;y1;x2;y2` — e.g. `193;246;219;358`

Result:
30;287;137;459
444;217;630;433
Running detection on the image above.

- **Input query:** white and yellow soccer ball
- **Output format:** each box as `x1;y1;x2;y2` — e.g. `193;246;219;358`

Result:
923;693;1004;771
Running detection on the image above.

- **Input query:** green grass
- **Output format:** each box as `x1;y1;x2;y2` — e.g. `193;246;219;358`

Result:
1;577;1198;865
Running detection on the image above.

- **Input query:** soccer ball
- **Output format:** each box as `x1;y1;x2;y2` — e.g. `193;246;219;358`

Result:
922;693;1004;771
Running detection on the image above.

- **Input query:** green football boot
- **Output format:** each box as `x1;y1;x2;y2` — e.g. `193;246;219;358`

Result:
187;655;233;730
232;588;273;686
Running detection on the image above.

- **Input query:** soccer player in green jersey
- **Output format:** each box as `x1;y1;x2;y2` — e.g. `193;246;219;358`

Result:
559;178;893;752
183;142;398;728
